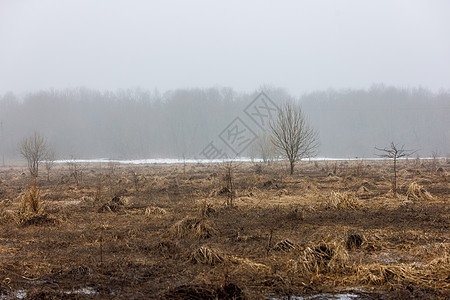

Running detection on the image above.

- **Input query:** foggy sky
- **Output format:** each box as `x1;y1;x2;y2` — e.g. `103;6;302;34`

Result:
1;0;450;96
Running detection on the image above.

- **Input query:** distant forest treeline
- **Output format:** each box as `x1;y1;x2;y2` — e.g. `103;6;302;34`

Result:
0;85;449;161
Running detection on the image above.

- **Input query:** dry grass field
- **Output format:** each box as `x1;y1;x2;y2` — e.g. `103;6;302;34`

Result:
0;158;448;299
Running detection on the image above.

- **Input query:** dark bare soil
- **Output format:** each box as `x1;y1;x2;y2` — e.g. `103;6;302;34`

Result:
0;159;449;299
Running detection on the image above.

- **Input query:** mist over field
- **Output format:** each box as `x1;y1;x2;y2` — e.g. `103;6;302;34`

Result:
1;2;450;299
1;85;449;160
1;1;449;161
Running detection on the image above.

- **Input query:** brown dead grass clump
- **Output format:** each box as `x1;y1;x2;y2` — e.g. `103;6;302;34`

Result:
15;181;59;226
357;185;370;195
198;200;215;217
356;263;422;286
272;240;296;252
346;233;364;250
144;205;167;216
406;182;433;201
0;210;15;224
294;241;349;275
98;196;125;212
169;217;216;239
190;245;225;265
326;191;360;209
21;181;41;213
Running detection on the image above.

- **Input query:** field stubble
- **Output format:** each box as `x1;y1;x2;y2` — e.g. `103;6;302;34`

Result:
0;159;448;299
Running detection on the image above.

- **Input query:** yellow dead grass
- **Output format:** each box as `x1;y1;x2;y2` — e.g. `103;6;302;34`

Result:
144;205;167;216
326;191;360;209
406;182;433;201
169;217;217;239
189;246;224;266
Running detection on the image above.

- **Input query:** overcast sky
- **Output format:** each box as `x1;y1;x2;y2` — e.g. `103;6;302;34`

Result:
1;0;449;96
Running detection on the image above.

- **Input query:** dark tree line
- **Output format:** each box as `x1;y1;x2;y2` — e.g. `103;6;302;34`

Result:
0;85;448;161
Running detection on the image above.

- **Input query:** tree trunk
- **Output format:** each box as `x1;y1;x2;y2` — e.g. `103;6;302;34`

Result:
393;157;397;197
290;160;295;175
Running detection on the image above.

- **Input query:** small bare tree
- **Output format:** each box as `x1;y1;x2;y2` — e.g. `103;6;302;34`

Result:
219;160;242;207
375;142;415;197
19;132;48;178
270;101;318;175
223;161;235;207
67;157;83;186
44;148;56;182
431;149;439;172
254;132;276;164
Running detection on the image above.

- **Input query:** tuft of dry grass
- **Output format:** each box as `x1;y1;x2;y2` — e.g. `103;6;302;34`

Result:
0;210;15;224
20;180;41;214
346;233;364;250
406;182;433;201
98;196;125;212
355;263;422;286
144;205;167;216
326;191;360;209
15;180;59;226
272;240;296;251
189;245;225;266
293;240;349;275
197;200;215;218
169;217;217;239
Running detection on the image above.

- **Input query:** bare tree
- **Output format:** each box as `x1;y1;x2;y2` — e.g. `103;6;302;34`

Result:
270;101;318;175
19;132;49;178
223;160;235;207
375;142;415;197
431;149;439;172
254;132;276;164
67;158;83;186
44;148;56;182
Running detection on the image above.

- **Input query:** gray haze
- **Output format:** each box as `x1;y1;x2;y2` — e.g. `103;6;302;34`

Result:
1;0;450;95
1;1;449;161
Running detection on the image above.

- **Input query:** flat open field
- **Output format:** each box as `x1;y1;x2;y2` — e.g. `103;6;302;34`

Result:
0;159;449;299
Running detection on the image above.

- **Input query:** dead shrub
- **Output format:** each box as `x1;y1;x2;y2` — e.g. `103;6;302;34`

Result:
169;217;216;239
406;182;433;201
189;246;225;266
326;191;360;209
